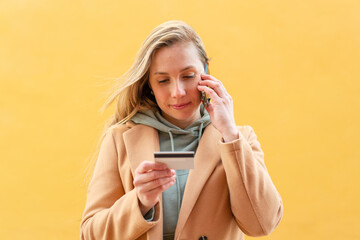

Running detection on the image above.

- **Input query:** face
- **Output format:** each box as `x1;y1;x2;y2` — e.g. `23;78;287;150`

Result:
149;42;204;129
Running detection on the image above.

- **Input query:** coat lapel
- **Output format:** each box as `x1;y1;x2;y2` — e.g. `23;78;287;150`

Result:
123;124;163;239
175;124;222;238
123;124;160;176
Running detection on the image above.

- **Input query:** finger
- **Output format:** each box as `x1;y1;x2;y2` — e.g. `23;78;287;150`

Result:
137;174;176;193
198;80;227;99
135;169;176;185
159;177;176;191
200;73;223;85
200;73;216;81
199;76;227;98
138;178;176;205
136;161;168;174
197;85;221;103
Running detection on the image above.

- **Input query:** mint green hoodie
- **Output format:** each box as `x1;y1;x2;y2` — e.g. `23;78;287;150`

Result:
131;106;211;240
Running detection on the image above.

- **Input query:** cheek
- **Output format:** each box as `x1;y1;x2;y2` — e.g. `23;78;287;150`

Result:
189;81;201;95
185;78;199;89
153;90;168;103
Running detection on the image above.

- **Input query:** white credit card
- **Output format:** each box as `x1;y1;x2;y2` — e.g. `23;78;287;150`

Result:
154;151;194;169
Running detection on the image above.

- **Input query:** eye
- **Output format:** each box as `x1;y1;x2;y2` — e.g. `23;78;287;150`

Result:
158;79;169;83
183;75;195;79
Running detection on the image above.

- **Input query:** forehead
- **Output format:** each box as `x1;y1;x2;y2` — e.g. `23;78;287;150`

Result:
150;42;202;71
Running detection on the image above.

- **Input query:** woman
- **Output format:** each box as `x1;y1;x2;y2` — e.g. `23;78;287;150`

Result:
81;20;283;240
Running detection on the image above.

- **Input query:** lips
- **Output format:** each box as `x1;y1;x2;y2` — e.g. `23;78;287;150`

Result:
171;102;191;110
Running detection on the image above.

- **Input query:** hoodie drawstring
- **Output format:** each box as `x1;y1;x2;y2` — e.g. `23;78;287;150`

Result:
198;122;204;145
168;130;175;152
168;122;204;152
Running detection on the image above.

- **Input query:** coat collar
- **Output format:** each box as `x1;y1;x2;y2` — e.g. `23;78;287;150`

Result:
123;122;222;238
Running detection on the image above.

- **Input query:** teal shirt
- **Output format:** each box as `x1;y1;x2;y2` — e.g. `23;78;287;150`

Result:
131;106;211;240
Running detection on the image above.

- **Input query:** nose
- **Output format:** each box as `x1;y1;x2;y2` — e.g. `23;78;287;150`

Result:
171;80;186;98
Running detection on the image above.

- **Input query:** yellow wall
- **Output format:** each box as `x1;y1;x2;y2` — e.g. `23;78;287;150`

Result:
1;0;359;239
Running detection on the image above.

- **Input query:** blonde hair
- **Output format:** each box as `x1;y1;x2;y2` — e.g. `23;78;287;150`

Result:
84;21;209;181
103;20;209;130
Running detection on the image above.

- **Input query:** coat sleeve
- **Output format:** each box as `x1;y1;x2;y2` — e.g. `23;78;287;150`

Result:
80;129;160;240
219;126;283;237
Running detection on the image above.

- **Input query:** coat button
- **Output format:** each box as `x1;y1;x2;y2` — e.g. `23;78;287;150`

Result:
199;236;207;240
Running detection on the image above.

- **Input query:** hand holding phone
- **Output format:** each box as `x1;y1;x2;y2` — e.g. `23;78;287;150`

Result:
200;63;211;107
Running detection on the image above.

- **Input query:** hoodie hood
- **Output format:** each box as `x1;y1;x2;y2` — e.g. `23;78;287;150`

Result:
130;105;211;152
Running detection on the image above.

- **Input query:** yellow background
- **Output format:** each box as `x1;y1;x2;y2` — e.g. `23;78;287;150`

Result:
1;0;359;239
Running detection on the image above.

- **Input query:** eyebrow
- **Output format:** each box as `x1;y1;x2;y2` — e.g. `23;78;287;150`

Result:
153;66;196;75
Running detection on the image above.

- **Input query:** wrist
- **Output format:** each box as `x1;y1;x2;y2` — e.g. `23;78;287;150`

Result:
138;199;154;216
222;127;239;142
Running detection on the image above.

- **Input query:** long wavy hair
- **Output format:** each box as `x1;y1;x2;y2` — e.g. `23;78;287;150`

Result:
84;21;209;181
103;20;209;130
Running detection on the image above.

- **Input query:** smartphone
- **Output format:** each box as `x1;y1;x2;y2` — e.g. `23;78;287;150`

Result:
201;63;211;107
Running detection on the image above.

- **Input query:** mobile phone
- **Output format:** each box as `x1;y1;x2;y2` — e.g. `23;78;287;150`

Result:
154;151;194;169
201;63;211;107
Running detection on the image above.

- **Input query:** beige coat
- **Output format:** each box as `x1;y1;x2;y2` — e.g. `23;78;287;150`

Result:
81;122;283;240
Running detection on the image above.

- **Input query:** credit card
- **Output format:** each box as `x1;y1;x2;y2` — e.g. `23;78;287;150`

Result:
154;151;194;169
